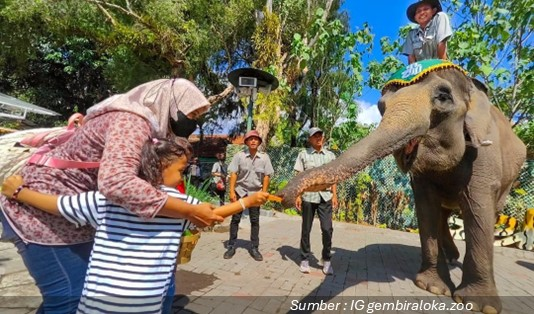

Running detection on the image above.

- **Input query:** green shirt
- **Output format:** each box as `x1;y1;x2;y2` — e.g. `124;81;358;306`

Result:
293;147;336;203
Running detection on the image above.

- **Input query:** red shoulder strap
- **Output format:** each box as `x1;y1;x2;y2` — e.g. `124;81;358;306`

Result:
24;113;100;169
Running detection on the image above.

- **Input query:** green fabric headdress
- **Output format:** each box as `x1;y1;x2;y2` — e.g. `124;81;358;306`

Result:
382;59;467;92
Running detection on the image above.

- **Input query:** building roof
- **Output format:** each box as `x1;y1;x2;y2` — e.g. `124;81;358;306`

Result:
0;93;60;119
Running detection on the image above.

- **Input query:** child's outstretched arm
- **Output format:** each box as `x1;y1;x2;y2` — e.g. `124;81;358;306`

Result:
213;192;270;218
1;175;60;215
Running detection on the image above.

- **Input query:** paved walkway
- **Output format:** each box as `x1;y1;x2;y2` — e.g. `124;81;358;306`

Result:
1;212;533;313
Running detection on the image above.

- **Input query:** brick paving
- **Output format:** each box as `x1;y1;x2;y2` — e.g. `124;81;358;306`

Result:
1;211;533;313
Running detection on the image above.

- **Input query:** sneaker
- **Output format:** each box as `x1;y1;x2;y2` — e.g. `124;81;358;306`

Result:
249;247;263;261
223;247;236;259
322;260;333;275
299;260;310;273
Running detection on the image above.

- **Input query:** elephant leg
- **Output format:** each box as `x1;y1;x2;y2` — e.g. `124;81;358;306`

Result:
454;186;502;314
440;208;460;264
411;179;454;296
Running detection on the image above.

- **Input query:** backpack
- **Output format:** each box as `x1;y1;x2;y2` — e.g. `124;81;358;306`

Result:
0;113;99;183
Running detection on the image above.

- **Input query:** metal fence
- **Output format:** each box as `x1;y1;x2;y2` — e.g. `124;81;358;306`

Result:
221;145;534;231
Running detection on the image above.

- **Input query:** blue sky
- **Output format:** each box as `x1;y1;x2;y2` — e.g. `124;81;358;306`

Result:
204;1;416;133
342;0;415;125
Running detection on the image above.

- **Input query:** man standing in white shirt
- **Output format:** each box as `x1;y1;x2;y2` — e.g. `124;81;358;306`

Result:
224;130;274;261
293;127;338;275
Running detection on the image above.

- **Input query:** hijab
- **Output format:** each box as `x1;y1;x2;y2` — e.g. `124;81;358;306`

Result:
85;78;210;137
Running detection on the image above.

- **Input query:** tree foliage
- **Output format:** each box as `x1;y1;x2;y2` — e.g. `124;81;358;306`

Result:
266;0;375;147
447;0;533;127
365;0;532;151
0;0;260;128
0;0;531;153
0;3;113;125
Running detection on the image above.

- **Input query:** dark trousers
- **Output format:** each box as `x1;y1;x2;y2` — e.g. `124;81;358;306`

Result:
228;195;260;248
300;199;333;261
189;175;202;188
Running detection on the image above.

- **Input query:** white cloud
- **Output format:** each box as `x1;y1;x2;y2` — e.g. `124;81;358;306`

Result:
356;100;382;125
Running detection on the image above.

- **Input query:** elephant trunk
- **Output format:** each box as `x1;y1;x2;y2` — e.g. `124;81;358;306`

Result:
278;103;430;208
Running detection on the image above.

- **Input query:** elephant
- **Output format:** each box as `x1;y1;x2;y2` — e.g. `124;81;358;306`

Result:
277;60;526;314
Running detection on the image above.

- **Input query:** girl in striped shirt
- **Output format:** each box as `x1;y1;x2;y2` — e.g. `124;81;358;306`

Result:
2;137;269;314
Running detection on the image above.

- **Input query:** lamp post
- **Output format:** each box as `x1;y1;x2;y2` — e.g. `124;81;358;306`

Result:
228;68;279;132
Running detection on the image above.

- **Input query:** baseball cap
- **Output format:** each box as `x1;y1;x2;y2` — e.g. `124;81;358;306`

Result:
308;127;323;138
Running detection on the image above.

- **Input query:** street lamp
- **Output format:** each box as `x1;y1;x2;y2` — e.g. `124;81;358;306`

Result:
228;68;279;132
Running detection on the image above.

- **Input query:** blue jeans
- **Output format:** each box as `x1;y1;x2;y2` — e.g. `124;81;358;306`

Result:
162;272;176;314
1;210;92;314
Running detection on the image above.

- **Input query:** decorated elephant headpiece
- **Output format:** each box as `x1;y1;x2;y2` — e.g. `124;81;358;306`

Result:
382;59;496;148
382;59;467;93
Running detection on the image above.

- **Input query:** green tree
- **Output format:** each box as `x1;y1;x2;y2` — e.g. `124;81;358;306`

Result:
515;121;534;157
0;3;113;125
227;0;376;148
0;0;261;127
277;1;376;147
448;0;533;127
364;0;532;151
1;0;529;155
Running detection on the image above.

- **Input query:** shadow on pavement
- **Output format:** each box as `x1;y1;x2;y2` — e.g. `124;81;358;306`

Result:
279;243;422;313
173;269;219;312
516;260;534;271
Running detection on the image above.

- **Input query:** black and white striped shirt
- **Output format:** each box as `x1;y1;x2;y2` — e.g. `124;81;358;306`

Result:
57;186;198;314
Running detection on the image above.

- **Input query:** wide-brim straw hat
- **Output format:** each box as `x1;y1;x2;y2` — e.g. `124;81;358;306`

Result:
407;0;442;23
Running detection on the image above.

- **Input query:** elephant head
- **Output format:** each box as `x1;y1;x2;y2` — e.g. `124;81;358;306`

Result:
278;61;493;207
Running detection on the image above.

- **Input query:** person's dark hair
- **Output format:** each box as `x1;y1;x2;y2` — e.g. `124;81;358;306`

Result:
139;137;193;186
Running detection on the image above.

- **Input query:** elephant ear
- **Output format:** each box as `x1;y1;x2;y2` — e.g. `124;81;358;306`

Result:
464;78;492;148
471;77;489;95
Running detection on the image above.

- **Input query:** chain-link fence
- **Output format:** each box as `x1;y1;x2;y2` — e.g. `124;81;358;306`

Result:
220;144;533;232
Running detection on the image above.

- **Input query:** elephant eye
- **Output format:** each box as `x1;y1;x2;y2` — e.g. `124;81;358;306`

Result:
437;93;451;102
434;86;453;103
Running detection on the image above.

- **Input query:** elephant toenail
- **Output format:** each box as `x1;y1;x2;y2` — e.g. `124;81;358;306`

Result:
468;302;480;312
482;305;497;314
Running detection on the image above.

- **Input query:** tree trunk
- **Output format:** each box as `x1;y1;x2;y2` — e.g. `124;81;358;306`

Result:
255;119;271;151
266;0;272;13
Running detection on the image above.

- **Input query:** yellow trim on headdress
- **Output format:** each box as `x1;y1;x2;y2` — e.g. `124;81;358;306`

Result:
382;60;468;92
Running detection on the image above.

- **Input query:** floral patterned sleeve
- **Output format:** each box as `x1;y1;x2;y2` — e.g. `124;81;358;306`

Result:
97;113;168;218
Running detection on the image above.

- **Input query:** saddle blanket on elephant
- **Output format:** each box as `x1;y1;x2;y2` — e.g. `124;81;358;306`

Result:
0;127;65;183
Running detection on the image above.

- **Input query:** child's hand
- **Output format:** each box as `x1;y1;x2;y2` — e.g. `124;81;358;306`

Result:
2;175;25;199
244;192;270;208
229;191;237;202
188;202;223;228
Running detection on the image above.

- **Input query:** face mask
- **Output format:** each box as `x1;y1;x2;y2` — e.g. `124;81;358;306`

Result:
170;111;198;138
